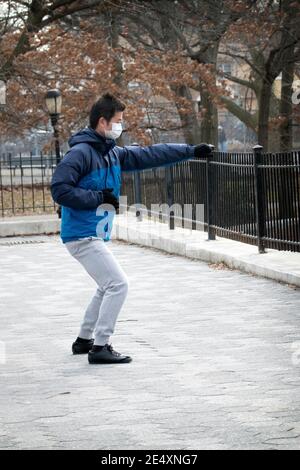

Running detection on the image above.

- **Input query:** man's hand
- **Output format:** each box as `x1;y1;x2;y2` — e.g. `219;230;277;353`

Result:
194;143;212;158
99;188;119;212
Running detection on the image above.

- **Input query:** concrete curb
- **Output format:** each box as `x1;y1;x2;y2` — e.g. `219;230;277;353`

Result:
0;215;60;237
111;213;300;288
0;212;299;287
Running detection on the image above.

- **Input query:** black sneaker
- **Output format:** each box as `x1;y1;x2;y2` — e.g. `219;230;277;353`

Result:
72;337;94;355
88;344;132;364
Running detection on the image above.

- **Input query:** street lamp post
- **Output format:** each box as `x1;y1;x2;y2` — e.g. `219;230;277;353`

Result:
45;89;62;218
45;89;62;164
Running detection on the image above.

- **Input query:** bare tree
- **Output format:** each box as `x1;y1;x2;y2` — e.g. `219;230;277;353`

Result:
0;0;105;83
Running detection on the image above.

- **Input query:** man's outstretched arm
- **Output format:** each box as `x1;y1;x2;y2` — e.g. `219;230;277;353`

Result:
115;143;211;172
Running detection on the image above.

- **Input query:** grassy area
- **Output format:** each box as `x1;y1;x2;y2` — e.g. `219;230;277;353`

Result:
0;185;57;217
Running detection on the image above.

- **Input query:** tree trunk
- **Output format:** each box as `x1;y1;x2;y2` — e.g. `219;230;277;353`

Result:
258;80;273;150
280;52;294;151
200;85;218;147
172;85;202;144
277;49;295;221
108;12;126;146
198;46;218;147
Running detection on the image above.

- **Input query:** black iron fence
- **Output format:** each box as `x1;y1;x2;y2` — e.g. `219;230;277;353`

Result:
121;146;300;253
0;152;58;216
1;147;299;253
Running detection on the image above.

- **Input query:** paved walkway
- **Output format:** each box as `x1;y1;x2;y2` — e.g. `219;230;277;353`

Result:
1;212;300;287
0;235;300;450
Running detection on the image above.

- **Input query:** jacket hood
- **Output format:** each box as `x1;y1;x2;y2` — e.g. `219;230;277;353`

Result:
68;126;116;153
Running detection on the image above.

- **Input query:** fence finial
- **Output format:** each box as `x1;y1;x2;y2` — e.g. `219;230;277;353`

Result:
253;144;263;151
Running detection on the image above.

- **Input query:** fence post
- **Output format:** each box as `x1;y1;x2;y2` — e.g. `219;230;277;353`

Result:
133;171;142;221
253;144;266;254
206;144;216;240
132;143;143;221
169;210;175;230
165;165;175;230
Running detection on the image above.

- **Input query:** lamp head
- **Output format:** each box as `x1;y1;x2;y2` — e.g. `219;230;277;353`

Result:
45;89;62;116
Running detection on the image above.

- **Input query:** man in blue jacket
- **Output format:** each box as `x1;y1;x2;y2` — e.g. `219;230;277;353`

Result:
51;92;211;364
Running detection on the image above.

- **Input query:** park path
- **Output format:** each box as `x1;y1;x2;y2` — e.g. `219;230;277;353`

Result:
0;236;300;450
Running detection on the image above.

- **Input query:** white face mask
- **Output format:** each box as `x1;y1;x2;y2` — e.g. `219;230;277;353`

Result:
105;122;123;140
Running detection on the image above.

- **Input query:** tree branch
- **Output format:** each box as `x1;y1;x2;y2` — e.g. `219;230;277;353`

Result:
220;72;258;93
220;95;257;131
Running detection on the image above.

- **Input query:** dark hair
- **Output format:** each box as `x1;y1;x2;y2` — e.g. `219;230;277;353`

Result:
89;93;126;129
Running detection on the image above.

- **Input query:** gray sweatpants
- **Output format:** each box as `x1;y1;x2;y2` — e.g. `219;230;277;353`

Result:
65;237;129;346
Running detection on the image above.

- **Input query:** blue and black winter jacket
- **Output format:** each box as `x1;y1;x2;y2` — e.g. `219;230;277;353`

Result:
50;126;195;243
